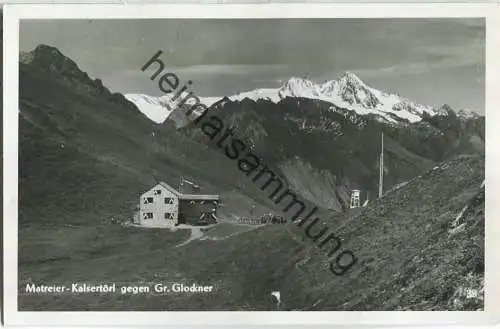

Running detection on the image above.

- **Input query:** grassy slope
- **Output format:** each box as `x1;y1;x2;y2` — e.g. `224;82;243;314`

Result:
19;155;484;311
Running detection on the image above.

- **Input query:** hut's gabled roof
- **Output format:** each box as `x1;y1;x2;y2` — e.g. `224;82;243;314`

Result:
153;181;219;200
179;194;219;201
157;181;182;195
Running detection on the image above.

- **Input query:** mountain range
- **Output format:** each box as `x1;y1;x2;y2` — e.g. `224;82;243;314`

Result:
125;71;480;126
17;44;484;311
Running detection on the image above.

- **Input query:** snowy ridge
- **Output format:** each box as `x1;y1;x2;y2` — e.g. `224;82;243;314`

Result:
125;92;210;125
124;94;173;124
457;109;481;120
227;72;436;123
126;72;477;125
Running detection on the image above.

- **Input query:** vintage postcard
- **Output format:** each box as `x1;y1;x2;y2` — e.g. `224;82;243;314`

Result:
3;2;500;326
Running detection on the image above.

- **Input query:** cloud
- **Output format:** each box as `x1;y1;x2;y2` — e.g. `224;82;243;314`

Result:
353;58;483;80
170;64;289;76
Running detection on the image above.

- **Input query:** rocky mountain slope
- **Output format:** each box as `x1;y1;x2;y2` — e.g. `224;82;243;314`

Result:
18;44;484;311
179;94;484;210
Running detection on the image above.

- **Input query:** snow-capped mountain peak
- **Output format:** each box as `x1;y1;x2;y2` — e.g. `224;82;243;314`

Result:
337;71;366;88
319;71;366;95
332;71;381;109
126;71;445;126
278;77;318;98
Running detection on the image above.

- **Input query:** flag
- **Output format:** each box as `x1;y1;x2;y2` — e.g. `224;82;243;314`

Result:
180;177;200;190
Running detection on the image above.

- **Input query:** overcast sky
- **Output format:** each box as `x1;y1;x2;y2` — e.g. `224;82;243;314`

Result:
20;18;485;112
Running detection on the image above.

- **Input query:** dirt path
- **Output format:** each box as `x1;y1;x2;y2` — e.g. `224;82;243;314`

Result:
174;221;266;247
174;224;214;247
129;216;267;248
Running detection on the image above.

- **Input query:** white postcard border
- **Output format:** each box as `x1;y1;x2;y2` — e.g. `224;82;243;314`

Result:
3;2;500;326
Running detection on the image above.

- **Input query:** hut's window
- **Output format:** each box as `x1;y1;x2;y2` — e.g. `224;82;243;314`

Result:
144;197;154;204
164;197;174;204
164;213;174;219
143;212;153;219
154;190;162;195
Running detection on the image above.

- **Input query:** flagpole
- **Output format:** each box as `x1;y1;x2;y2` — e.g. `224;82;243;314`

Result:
378;132;384;199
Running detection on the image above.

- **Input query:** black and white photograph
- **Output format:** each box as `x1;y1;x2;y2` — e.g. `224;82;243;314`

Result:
3;3;497;323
